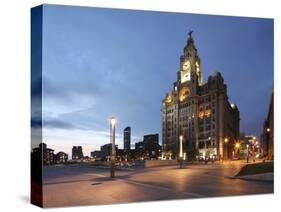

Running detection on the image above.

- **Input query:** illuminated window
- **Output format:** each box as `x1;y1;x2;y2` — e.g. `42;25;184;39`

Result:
199;111;204;119
205;110;211;117
179;87;190;102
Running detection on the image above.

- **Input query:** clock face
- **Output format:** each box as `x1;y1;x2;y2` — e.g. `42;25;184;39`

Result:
182;60;191;71
181;72;190;83
181;60;191;83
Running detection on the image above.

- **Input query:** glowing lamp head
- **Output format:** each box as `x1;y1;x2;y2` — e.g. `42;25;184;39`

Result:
235;143;240;148
224;138;229;143
110;117;116;126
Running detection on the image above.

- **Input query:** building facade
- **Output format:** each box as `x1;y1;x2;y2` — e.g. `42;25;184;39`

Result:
134;134;161;160
72;146;83;160
32;143;55;165
143;134;161;159
123;126;131;151
55;152;68;164
162;32;240;160
239;134;259;160
100;143;118;160
91;150;102;160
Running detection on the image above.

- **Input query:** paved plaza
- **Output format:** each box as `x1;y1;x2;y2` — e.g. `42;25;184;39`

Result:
43;161;273;207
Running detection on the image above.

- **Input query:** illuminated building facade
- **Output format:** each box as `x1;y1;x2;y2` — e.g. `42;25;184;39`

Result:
162;32;240;160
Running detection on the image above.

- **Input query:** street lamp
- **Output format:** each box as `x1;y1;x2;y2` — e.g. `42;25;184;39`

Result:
179;135;183;168
224;137;229;161
235;142;240;159
224;138;229;143
110;116;116;179
246;144;249;163
266;128;270;132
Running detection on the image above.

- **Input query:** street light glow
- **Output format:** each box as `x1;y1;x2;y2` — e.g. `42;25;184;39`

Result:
179;135;183;158
110;117;116;126
224;138;229;143
235;143;240;148
266;128;270;132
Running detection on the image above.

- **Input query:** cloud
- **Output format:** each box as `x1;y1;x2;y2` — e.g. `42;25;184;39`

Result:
43;118;75;129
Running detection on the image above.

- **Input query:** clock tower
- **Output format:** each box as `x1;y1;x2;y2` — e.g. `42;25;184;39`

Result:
177;31;203;89
162;31;240;161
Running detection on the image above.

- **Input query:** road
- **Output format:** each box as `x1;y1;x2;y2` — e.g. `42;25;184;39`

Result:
42;161;273;207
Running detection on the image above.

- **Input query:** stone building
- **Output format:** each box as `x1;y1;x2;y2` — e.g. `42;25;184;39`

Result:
261;91;274;160
162;32;240;160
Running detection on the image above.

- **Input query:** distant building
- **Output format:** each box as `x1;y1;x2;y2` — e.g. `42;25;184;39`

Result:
239;134;259;159
143;134;161;159
162;32;240;160
135;141;144;151
100;143;118;160
72;146;83;160
123;126;131;151
261;92;274;160
91;150;102;159
134;134;161;160
32;143;54;165
135;141;145;160
55;152;68;164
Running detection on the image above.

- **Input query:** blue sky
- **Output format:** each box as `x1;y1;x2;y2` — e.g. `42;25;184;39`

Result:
39;4;273;156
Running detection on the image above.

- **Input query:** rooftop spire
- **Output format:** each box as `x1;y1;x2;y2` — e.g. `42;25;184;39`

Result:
187;30;194;45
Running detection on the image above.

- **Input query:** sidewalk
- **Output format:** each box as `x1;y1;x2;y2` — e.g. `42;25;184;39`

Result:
236;172;273;182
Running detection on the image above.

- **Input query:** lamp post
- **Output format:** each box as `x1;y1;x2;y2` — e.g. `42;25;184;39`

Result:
235;142;240;159
179;135;183;168
224;137;229;161
246;144;249;163
110;116;116;179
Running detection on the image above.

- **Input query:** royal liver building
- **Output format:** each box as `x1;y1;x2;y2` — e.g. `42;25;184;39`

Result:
162;32;240;160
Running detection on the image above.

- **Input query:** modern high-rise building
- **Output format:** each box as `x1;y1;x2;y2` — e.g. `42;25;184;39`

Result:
123;126;131;151
162;32;240;160
72;146;83;160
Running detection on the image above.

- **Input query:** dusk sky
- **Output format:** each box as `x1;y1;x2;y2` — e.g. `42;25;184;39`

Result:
39;4;273;156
